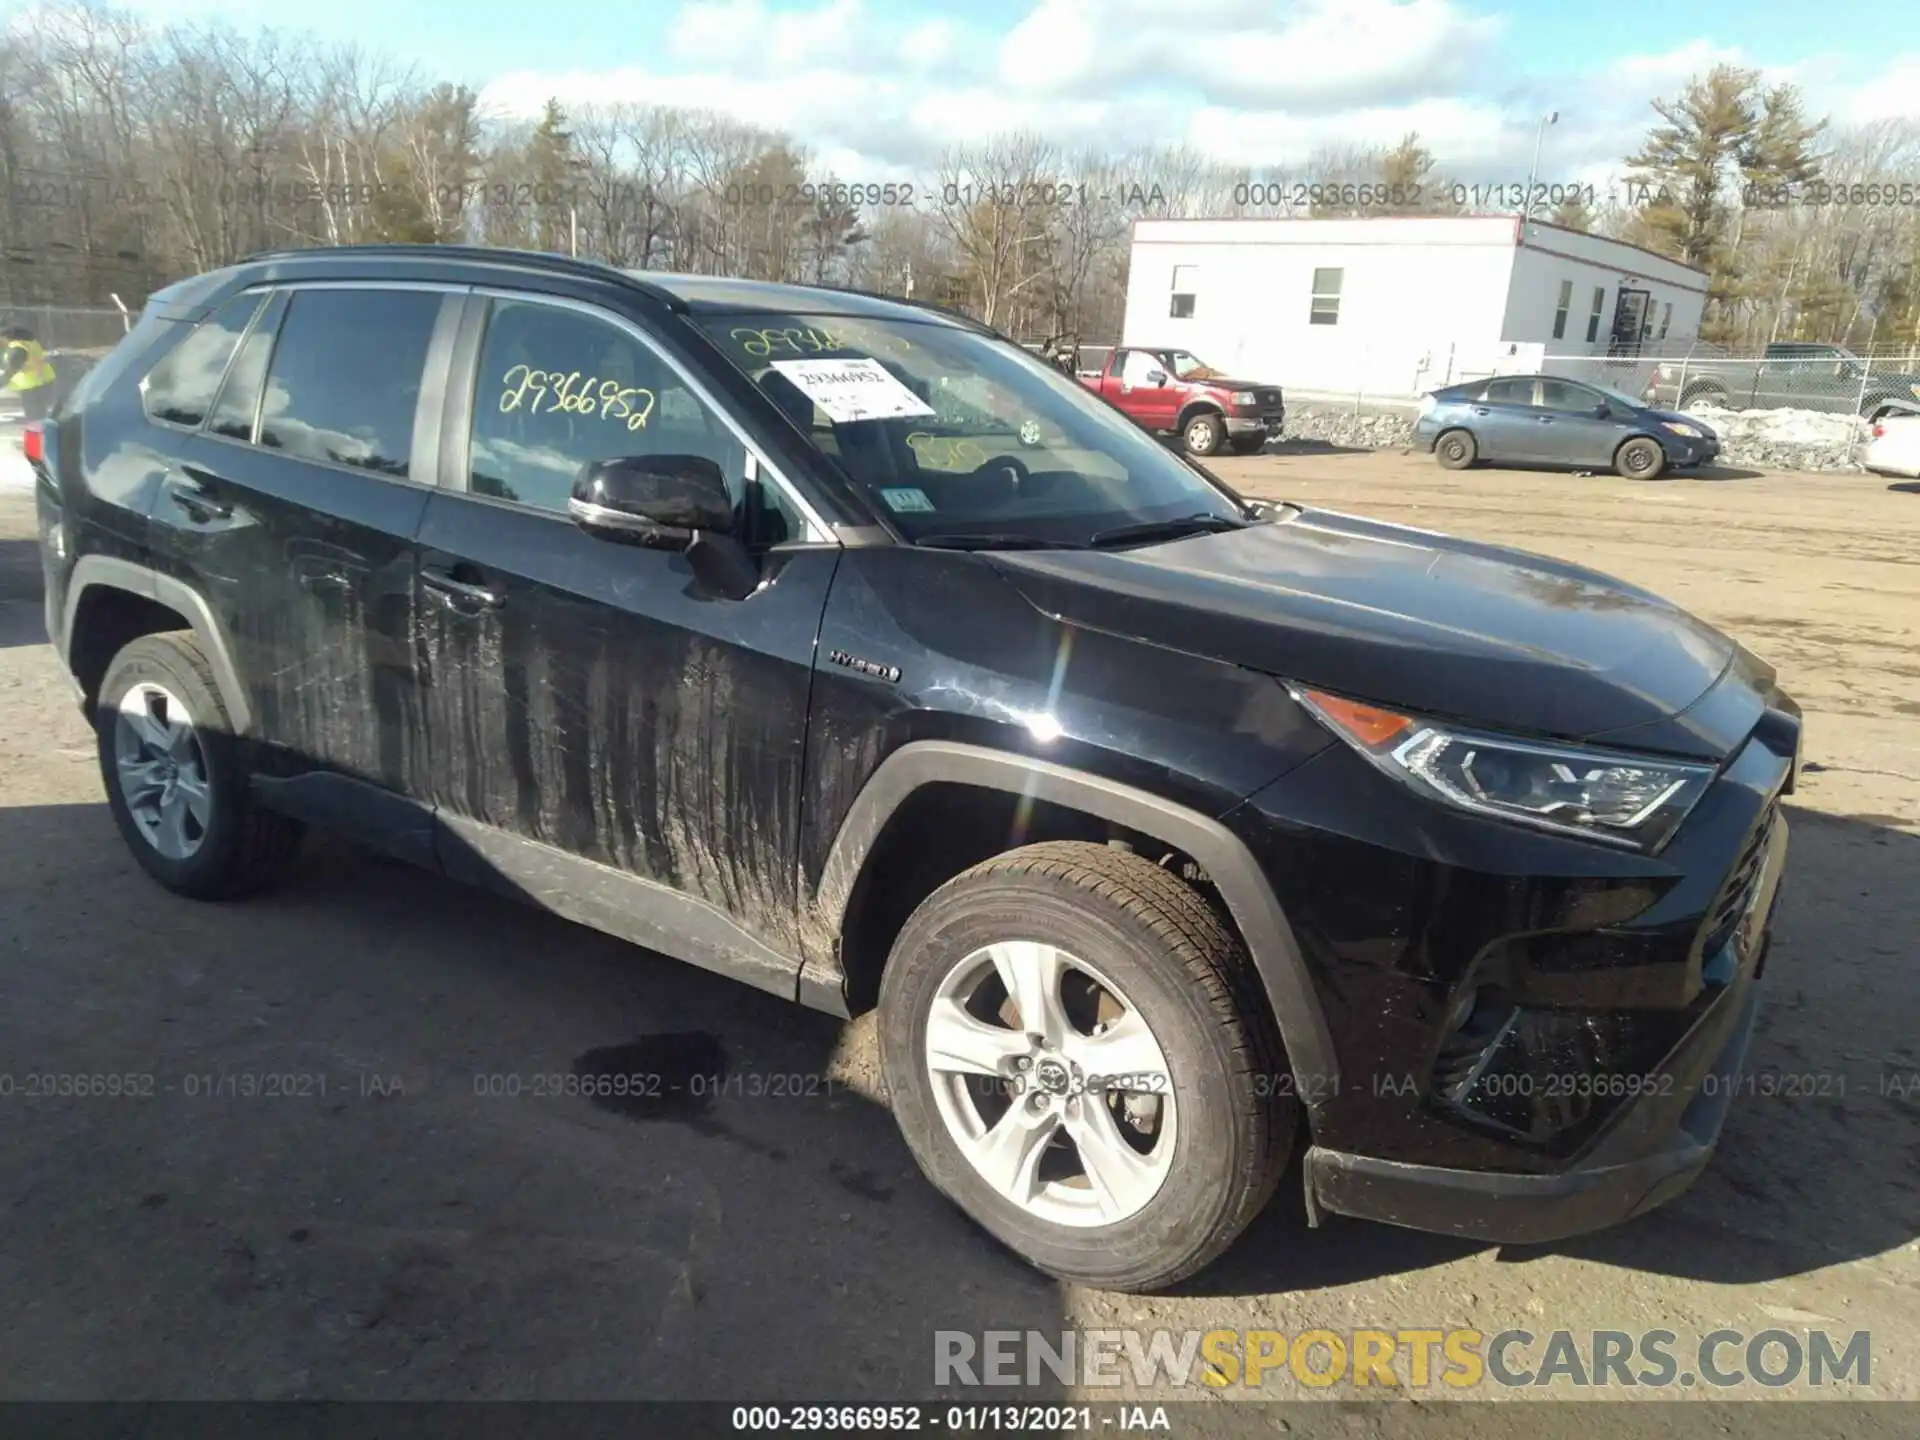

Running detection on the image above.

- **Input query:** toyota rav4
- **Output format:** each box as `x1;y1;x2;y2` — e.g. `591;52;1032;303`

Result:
31;245;1798;1292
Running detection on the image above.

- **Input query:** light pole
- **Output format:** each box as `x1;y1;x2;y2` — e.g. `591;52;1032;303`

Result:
1521;111;1559;222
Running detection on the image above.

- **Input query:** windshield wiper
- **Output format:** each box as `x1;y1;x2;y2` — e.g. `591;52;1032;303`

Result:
914;533;1090;551
1087;513;1247;549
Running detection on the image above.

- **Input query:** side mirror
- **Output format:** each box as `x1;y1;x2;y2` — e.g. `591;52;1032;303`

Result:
1146;369;1169;386
568;453;760;601
568;454;735;548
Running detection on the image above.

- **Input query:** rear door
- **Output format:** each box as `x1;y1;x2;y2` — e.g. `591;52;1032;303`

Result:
161;283;454;847
410;289;840;983
1472;377;1541;461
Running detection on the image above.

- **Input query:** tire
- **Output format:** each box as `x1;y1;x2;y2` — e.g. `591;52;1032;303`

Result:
1679;386;1727;413
877;840;1295;1292
1614;435;1668;480
1228;434;1266;455
96;631;303;899
1434;429;1476;469
1181;411;1225;457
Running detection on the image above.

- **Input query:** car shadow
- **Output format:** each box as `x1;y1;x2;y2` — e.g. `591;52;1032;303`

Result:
1266;438;1378;457
1474;461;1772;482
0;799;1070;1401
1887;480;1920;495
1168;804;1920;1297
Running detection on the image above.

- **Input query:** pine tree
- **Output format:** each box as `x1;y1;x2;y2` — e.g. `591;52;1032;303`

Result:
525;98;575;254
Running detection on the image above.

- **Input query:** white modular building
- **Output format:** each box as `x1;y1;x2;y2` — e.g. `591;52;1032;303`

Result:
1119;216;1711;403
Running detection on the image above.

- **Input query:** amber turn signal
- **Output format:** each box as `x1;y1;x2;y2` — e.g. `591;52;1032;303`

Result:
1300;688;1415;748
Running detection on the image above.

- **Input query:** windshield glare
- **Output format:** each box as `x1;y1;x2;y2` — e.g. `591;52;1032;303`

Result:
1167;351;1214;379
695;314;1245;544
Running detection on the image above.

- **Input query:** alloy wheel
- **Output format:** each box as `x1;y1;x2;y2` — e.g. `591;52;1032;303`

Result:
923;940;1177;1227
112;680;212;860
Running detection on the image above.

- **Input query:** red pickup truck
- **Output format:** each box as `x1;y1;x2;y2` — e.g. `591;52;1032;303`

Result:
1079;346;1285;456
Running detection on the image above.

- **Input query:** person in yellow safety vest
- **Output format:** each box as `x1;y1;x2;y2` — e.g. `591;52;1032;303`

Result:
1;326;58;424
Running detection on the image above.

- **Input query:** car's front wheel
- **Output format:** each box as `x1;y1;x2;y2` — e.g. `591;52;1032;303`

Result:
877;841;1295;1291
97;632;303;899
1181;412;1225;456
1615;435;1668;480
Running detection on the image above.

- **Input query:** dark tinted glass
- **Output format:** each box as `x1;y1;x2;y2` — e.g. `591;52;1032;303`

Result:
208;292;287;442
141;293;262;427
1539;379;1595;410
1484;378;1536;404
468;298;745;515
258;289;441;475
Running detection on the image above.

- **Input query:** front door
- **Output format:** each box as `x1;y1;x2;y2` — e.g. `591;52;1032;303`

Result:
154;283;450;843
1533;378;1626;466
1115;348;1180;428
411;291;839;990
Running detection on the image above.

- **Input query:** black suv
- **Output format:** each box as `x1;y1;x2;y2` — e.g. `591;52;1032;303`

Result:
31;245;1799;1292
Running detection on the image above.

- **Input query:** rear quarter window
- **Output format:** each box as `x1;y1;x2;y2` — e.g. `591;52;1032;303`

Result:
140;293;264;428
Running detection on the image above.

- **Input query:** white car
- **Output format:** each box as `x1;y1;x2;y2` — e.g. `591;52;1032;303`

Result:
1862;407;1920;479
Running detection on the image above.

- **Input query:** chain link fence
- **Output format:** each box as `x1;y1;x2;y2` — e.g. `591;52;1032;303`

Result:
0;305;133;355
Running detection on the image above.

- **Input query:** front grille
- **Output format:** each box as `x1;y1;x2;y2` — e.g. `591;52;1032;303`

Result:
1700;803;1777;960
1252;389;1283;408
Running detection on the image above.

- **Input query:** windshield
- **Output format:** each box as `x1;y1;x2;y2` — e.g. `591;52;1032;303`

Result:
695;314;1246;545
1166;351;1217;379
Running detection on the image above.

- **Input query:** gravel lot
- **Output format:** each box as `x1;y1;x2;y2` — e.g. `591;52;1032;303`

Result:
1;441;1916;1429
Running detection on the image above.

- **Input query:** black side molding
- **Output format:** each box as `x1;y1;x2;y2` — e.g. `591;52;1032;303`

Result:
809;740;1340;1113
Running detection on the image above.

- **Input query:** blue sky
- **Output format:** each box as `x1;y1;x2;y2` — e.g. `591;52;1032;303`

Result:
68;0;1920;187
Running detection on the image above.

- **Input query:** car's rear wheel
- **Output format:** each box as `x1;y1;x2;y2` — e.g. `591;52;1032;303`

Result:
1615;435;1668;480
1679;386;1727;413
877;841;1294;1292
1181;412;1225;457
97;632;303;899
1434;429;1476;469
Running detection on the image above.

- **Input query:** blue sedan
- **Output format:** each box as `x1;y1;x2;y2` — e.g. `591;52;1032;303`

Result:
1413;374;1721;479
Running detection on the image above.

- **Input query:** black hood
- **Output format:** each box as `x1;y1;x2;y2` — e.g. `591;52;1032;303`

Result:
990;509;1745;756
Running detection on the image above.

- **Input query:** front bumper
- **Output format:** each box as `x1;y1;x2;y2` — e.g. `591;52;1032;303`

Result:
1665;432;1721;467
1228;408;1284;438
1304;803;1786;1244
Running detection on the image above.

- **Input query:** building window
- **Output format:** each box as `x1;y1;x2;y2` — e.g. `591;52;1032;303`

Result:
1551;279;1572;341
1310;267;1343;325
1585;286;1606;343
1170;264;1196;319
1658;302;1672;340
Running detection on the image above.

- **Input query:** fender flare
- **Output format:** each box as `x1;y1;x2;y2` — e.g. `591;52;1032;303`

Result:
1175;399;1227;433
62;556;253;735
810;740;1340;1102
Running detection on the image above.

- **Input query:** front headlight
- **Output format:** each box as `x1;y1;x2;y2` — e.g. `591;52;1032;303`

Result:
1661;421;1701;438
1293;687;1716;853
1231;390;1260;406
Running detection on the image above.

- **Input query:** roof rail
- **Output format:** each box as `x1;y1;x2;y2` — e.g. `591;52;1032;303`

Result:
236;244;687;309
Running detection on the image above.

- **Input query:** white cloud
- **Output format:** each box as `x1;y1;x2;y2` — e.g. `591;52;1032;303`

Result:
476;2;1920;186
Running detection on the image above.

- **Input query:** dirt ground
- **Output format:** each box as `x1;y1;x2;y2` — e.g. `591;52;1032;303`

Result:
0;443;1916;1431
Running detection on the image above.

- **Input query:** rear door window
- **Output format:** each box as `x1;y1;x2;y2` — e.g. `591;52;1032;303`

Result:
1484;378;1538;406
140;293;264;428
257;289;442;476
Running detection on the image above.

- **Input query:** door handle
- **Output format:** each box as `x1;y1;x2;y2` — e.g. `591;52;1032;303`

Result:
1471;406;1491;415
421;564;504;609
